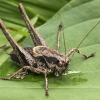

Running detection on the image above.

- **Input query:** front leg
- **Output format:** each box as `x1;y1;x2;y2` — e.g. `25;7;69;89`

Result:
66;48;95;59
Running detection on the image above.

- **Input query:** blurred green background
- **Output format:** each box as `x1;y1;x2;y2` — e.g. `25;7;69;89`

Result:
0;0;68;27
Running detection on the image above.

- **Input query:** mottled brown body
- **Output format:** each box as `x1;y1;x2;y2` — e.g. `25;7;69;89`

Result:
0;3;95;96
10;46;70;76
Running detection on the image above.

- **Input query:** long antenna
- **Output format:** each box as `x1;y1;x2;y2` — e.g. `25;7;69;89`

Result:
71;20;100;59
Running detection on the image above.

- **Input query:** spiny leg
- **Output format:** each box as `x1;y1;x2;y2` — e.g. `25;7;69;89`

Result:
44;70;49;96
0;20;36;67
18;3;48;47
66;48;95;59
56;23;62;52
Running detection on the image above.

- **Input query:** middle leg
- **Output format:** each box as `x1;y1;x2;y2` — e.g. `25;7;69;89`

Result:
2;66;30;80
44;70;49;96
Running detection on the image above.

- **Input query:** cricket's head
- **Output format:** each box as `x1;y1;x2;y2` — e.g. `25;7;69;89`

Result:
55;55;71;76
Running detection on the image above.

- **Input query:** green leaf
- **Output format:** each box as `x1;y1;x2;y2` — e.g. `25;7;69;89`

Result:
0;0;100;100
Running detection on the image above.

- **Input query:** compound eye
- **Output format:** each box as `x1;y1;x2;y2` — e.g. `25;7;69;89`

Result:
58;61;63;67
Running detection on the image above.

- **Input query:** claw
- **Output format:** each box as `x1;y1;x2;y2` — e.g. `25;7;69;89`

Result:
85;52;95;59
45;91;49;96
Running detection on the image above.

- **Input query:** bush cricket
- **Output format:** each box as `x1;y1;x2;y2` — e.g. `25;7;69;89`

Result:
0;3;98;96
